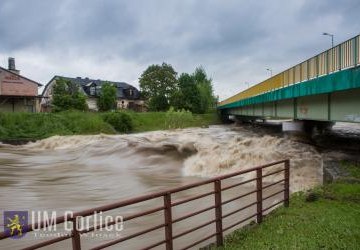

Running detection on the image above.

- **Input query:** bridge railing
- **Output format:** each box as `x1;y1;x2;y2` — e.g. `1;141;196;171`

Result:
220;34;360;107
0;160;290;250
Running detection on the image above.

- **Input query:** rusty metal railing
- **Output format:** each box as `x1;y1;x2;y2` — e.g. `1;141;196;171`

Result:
0;159;290;249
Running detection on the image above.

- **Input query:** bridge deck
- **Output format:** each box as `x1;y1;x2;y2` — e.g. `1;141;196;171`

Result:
218;35;360;123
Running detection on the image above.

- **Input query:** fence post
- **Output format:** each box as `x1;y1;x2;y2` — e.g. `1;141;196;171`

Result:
355;36;358;66
256;168;263;223
164;193;173;250
316;56;319;77
284;160;290;207
326;50;329;74
307;60;310;80
338;45;342;71
72;217;81;250
214;180;223;246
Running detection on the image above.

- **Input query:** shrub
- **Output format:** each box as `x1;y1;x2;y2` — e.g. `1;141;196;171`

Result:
165;107;193;129
148;94;169;111
102;112;133;133
52;78;88;112
97;83;117;111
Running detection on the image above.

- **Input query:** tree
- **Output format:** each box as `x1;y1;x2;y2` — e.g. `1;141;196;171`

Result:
149;94;169;111
139;62;178;111
169;89;185;110
170;68;215;114
97;83;117;111
193;67;216;114
52;78;87;112
170;73;200;112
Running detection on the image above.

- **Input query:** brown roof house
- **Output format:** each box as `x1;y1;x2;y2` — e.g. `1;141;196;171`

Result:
0;58;42;112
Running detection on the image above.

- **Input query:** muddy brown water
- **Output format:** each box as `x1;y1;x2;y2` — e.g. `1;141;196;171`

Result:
1;123;359;249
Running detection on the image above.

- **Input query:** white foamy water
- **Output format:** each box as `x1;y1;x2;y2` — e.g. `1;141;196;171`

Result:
20;125;323;192
0;125;324;249
182;133;322;191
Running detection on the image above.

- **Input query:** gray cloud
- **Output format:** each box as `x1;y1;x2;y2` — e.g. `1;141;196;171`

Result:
0;0;359;99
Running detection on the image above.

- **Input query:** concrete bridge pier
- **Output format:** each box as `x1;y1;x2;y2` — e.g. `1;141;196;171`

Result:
283;120;335;135
234;115;255;124
219;110;233;123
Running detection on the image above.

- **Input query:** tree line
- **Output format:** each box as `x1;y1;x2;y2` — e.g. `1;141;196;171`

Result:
140;63;217;113
51;62;216;114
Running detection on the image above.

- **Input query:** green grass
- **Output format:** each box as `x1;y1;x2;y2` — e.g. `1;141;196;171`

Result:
341;160;360;179
130;111;220;132
0;111;220;141
220;162;360;250
130;112;168;132
0;111;116;140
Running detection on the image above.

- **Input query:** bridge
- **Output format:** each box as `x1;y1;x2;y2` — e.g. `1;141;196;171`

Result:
218;34;360;130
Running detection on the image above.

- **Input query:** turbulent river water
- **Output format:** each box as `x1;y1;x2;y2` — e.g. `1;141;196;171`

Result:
1;123;359;249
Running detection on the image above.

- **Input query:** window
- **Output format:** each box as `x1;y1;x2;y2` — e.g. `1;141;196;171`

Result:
90;86;96;96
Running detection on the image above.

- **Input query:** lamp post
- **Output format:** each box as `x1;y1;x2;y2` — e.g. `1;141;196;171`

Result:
266;68;273;77
322;32;334;48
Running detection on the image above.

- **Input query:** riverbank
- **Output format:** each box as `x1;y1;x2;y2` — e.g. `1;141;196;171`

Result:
0;111;220;142
219;161;360;250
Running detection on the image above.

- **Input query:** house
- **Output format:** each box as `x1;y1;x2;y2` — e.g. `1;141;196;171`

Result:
0;58;42;112
41;76;144;112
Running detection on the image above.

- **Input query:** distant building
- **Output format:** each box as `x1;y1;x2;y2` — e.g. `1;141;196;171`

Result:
0;58;42;112
41;76;144;112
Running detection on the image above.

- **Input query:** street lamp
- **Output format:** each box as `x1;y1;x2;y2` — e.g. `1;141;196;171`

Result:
266;68;273;77
322;32;334;48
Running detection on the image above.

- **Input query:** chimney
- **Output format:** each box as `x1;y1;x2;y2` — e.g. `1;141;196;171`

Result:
8;57;20;75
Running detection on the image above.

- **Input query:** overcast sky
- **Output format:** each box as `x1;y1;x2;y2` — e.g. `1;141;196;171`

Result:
0;0;359;100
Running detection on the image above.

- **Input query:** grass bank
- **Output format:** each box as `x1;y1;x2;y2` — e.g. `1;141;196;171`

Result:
219;162;360;250
0;110;220;141
131;111;220;132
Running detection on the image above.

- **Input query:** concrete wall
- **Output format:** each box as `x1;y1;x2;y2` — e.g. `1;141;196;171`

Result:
277;99;294;118
87;98;98;111
0;97;37;112
40;79;55;109
297;94;328;121
117;99;143;109
86;98;145;111
331;88;360;122
263;102;275;117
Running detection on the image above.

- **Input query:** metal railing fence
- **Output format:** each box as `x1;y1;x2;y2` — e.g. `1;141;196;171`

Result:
0;159;290;250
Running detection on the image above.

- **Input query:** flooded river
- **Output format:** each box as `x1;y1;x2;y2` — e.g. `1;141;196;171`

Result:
0;123;359;249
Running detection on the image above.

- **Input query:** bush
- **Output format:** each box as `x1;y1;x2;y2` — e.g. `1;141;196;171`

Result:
148;94;169;111
97;83;117;111
165;107;193;129
52;78;88;112
102;112;133;133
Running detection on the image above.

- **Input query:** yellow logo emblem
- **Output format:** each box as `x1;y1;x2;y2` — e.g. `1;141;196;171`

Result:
3;211;28;238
